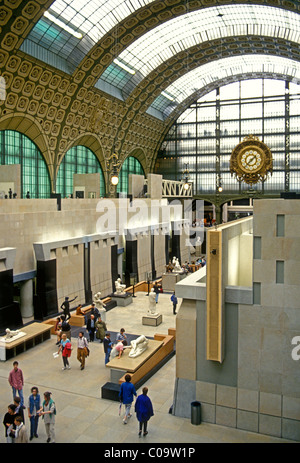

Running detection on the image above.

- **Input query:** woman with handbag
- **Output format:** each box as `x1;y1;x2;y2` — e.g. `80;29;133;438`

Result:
58;333;72;370
77;331;89;370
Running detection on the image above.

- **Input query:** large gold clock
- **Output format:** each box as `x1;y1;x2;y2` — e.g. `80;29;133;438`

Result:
230;135;273;185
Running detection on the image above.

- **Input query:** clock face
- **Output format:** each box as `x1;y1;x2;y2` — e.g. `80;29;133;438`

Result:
238;148;263;173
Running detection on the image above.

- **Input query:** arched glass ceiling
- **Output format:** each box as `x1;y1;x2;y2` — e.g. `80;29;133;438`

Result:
110;5;300;86
48;0;155;40
150;55;300;117
21;0;156;72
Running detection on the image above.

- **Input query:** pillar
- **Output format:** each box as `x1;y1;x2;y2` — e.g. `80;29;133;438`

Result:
20;279;34;318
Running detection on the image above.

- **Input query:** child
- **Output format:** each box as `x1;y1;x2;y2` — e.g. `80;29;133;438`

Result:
11;416;28;443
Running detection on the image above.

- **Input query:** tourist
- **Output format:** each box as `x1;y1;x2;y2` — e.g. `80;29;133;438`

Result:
95;315;107;343
27;386;41;440
3;404;16;443
119;374;137;424
8;361;24;407
58;333;72;370
77;331;89;370
111;339;127;359
12;415;28;443
170;291;178;315
103;332;113;365
116;328;127;342
87;314;96;342
38;392;56;443
135;387;154;437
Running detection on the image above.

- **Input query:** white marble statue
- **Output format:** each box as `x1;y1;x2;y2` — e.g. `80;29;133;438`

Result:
5;328;20;339
94;291;107;322
173;257;182;272
148;288;158;315
115;278;126;294
128;335;149;358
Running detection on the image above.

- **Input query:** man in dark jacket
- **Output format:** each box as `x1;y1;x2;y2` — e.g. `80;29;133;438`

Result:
119;374;137;424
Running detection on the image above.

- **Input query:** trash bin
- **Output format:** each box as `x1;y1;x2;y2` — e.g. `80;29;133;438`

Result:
191;401;201;425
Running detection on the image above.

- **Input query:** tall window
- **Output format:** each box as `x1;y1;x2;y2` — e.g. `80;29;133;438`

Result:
56;145;105;197
155;79;300;195
117;156;144;194
0;130;50;198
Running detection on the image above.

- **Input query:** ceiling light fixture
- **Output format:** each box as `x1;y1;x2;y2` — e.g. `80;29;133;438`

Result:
162;91;175;101
44;11;83;39
114;58;136;75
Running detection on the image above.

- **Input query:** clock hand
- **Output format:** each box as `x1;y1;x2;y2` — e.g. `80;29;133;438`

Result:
247;156;256;165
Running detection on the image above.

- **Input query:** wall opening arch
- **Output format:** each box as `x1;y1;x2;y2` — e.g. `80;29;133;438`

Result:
117;155;145;195
56;145;105;198
0;129;51;198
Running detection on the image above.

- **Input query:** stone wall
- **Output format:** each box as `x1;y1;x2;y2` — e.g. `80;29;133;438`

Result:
173;203;300;441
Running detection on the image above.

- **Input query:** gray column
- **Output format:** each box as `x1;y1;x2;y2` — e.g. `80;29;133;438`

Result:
20;279;34;318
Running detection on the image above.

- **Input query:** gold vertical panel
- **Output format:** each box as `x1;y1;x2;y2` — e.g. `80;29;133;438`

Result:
206;229;223;362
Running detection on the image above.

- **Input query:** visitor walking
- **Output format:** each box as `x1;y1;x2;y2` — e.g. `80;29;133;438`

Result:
170;291;178;315
103;332;113;364
77;331;89;370
119;374;137;424
38;392;56;443
135;387;154;437
58;333;72;370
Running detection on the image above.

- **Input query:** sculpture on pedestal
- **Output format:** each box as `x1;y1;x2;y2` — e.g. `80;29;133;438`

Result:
94;291;107;322
5;328;20;339
148;288;158;315
172;257;182;272
115;278;126;294
128;335;149;358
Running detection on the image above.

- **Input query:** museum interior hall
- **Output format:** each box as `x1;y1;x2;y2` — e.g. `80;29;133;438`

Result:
0;0;299;445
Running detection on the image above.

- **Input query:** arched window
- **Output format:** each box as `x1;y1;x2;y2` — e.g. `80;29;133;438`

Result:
0;130;51;198
117;156;144;194
155;79;300;194
56;145;105;198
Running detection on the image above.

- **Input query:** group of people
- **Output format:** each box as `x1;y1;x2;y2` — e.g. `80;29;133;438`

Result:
103;328;127;364
119;374;154;436
5;361;56;443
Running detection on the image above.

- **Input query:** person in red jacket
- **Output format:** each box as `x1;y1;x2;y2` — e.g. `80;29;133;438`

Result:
8;361;24;407
58;333;72;370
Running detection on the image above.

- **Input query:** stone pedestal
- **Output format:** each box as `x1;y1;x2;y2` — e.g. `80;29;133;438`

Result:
98;308;106;322
162;273;181;291
110;293;133;307
142;313;162;326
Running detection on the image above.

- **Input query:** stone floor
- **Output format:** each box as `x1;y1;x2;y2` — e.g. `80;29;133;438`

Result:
0;291;296;446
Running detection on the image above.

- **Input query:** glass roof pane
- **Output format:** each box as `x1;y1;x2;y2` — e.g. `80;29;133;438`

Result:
21;0;156;71
150;55;300;117
117;5;300;83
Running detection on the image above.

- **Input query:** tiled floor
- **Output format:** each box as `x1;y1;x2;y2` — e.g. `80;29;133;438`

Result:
0;291;295;444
